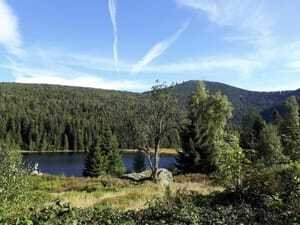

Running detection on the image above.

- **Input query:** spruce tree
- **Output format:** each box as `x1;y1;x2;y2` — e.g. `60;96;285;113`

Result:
83;136;108;177
240;110;266;151
107;135;125;176
83;123;125;177
280;96;300;161
258;124;286;165
272;109;282;126
177;82;233;174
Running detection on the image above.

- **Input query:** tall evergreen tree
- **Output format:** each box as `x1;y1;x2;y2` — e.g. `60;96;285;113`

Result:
272;109;282;126
280;96;300;160
258;124;286;165
107;135;125;176
83;123;125;177
177;82;233;174
83;136;108;177
240;110;266;150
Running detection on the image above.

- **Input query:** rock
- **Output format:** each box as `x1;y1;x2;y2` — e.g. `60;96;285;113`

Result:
157;168;173;186
122;170;152;181
122;168;173;186
31;170;43;175
30;163;43;175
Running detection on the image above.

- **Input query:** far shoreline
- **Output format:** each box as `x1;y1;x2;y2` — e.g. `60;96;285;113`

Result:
21;148;179;156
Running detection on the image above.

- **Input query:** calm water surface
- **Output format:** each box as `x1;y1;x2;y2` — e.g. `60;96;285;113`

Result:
22;152;176;177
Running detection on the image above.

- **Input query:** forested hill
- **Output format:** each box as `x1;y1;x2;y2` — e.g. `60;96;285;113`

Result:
0;81;299;151
171;80;300;122
0;83;141;151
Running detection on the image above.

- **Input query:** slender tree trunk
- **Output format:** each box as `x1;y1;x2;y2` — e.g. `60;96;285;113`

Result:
153;142;160;180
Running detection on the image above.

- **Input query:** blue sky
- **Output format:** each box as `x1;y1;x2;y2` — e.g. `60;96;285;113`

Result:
1;0;300;91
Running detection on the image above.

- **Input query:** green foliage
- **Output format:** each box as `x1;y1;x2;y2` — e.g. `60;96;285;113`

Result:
240;109;266;153
83;124;124;177
243;162;300;211
215;133;247;190
133;151;146;172
177;81;233;174
83;137;108;177
258;124;286;165
2;82;300;152
280;96;300;161
132;81;181;178
107;135;125;176
16;188;300;225
0;143;29;222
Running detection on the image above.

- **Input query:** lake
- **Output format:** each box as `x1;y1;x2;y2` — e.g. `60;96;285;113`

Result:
22;152;176;177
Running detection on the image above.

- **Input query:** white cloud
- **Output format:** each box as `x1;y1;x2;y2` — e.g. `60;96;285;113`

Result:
0;0;23;55
131;20;190;73
108;0;119;72
176;0;273;48
144;56;262;77
287;61;300;70
1;49;147;91
15;73;145;90
9;66;146;91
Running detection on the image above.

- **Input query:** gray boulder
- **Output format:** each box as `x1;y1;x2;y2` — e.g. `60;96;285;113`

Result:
122;170;152;181
157;168;173;186
122;168;173;186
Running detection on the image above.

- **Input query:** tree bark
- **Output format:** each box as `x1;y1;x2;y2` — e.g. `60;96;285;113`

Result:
153;143;160;181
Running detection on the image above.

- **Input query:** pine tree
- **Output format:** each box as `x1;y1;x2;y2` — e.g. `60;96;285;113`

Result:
280;96;300;161
133;150;146;173
107;135;125;176
258;124;286;165
83;123;125;177
240;110;266;151
272;109;282;126
176;82;233;174
83;136;108;177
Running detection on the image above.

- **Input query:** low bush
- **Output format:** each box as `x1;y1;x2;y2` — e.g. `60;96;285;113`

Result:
242;162;300;209
7;163;300;225
14;189;300;225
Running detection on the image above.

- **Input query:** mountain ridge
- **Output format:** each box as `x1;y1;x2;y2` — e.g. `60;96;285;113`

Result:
1;80;300;123
1;80;299;150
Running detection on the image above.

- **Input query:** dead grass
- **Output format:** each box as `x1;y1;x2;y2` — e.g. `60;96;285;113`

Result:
123;148;179;155
32;173;222;210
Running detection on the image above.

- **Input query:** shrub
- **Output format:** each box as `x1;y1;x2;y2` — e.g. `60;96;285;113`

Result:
0;143;29;222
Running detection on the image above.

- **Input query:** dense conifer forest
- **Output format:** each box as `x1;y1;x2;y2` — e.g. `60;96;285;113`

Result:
1;81;300;151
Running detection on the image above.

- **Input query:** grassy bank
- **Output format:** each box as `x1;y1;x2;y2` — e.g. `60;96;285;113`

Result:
28;173;222;210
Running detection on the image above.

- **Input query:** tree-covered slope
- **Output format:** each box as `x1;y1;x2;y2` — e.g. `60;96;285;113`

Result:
0;83;140;151
172;80;300;122
0;81;299;151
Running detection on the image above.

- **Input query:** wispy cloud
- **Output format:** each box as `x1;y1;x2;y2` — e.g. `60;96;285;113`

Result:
0;0;23;55
145;56;262;78
14;73;145;91
0;48;148;91
131;20;191;73
176;0;273;48
6;63;147;91
108;0;119;72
